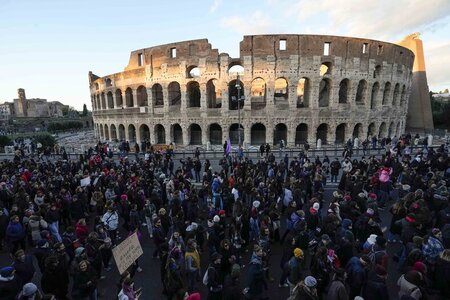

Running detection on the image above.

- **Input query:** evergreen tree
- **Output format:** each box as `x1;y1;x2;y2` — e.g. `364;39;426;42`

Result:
82;104;88;116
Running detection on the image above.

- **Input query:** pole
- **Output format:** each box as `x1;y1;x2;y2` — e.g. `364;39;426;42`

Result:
236;75;241;148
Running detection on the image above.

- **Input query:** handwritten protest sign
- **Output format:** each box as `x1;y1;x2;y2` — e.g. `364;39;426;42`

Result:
112;232;143;274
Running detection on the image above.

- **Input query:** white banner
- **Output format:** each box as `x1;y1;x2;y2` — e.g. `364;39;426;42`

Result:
112;232;143;274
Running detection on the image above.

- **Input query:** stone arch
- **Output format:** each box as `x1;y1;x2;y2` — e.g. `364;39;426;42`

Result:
105;78;112;87
320;62;332;76
379;122;387;138
273;123;287;146
152;83;164;106
338;79;349;104
382;82;391;105
107;92;114;109
96;94;101;110
353;123;363;140
125;88;133;107
139;124;150;142
396;122;401;136
228;79;244;110
318;79;331;107
370;82;379;109
209;123;222;145
355;80;367;105
251;77;267;110
388;121;395;138
91;95;96;111
101;92;106;109
368;122;376;137
154;124;166;144
115;89;123;107
128;124;136;142
168;82;181;106
189;123;202;145
207;79;221;108
229;123;244;145
373;65;382;79
99;124;104;139
187;65;200;78
118;124;125;141
136;85;148;107
316;123;329;145
400;85;406;107
274;77;288;100
251;123;266;145
104;124;110;140
171;123;183;145
187;81;201;108
392;83;400;106
295;124;308;145
297;78;310;108
335;123;346;144
228;63;244;75
110;124;117;141
94;82;99;91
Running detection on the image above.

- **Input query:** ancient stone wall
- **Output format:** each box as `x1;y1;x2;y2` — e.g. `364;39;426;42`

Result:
90;35;414;148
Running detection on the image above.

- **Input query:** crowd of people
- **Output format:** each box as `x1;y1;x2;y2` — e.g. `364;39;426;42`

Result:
0;133;449;300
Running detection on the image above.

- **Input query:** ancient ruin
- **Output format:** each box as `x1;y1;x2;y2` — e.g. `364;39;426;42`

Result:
89;34;415;147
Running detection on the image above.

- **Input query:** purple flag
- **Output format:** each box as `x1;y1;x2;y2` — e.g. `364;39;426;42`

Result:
226;138;231;155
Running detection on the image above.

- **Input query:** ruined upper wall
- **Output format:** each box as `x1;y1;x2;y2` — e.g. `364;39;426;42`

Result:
124;39;220;71
240;34;414;68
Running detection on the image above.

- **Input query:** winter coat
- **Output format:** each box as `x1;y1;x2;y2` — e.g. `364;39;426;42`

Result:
345;257;367;290
72;266;98;299
397;273;422;300
13;255;35;285
246;254;266;297
363;270;389;300
434;256;450;298
287;256;303;285
28;215;48;243
6;221;25;242
326;278;348;300
0;275;21;300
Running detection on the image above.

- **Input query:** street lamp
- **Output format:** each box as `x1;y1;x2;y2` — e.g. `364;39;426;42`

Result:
231;74;245;147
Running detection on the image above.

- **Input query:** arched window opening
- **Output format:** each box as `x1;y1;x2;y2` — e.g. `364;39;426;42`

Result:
320;62;332;76
335;124;346;144
228;64;244;75
400;85;406;107
228;79;244;110
251;78;266;110
392;83;400;106
187;81;201;108
168;82;181;106
251;123;266;145
110;124;117;141
318;79;330;107
295;124;308;145
209;124;222;145
355;80;367;104
189;124;202;145
104;125;110;140
101;93;106;109
105;78;112;87
172;124;183;145
274;78;288;101
273;124;287;146
373;65;382;78
382;82;391;105
379;122;387;139
229;124;244;145
353;123;363;139
297;78;310;108
370;82;379;109
338;79;349;104
118;125;125;141
136;86;148;107
187;66;200;78
316;124;329;145
107;92;114;109
128;124;136;142
152;84;164;106
207;79;221;108
155;124;166;144
115;89;123;107
368;123;376;137
125;88;133;107
140;124;150;142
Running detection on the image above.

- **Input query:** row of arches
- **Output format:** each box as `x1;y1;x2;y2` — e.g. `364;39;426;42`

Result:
92;78;408;111
96;121;403;146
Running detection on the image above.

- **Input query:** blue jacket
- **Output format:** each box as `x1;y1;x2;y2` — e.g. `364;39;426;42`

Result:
345;256;367;289
6;221;24;241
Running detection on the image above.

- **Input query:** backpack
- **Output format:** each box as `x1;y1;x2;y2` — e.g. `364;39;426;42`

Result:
368;245;388;267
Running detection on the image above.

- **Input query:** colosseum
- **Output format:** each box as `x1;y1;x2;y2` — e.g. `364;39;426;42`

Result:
89;34;414;149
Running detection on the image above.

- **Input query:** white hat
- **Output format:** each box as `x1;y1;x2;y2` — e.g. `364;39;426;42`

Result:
367;234;377;244
253;201;261;208
213;215;220;223
312;202;320;211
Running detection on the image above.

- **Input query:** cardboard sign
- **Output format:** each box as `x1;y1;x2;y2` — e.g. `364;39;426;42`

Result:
80;177;91;187
112;232;143;274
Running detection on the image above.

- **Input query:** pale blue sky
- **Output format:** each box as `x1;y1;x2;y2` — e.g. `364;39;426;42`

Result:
0;0;449;110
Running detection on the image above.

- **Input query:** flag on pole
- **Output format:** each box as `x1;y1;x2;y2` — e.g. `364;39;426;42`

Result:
226;138;231;156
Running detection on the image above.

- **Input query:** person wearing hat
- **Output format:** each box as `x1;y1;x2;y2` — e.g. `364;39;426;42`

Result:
291;275;319;300
152;217;167;259
330;158;341;183
222;263;242;300
286;248;304;293
345;255;371;299
205;252;223;299
326;268;348;300
5;214;25;254
34;239;52;274
0;266;21;300
13;249;35;286
185;239;201;293
16;282;42;300
362;265;389;300
397;270;423;300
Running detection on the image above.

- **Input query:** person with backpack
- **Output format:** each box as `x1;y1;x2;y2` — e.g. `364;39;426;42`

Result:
204;252;223;300
286;248;304;294
368;236;388;269
244;245;267;300
326;268;348;300
345;255;371;299
185;239;201;293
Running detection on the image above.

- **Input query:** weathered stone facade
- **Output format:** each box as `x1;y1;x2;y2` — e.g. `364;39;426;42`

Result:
90;35;414;148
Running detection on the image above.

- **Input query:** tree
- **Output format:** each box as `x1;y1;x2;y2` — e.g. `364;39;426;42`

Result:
82;104;88;116
34;134;56;148
0;135;12;149
444;88;449;94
